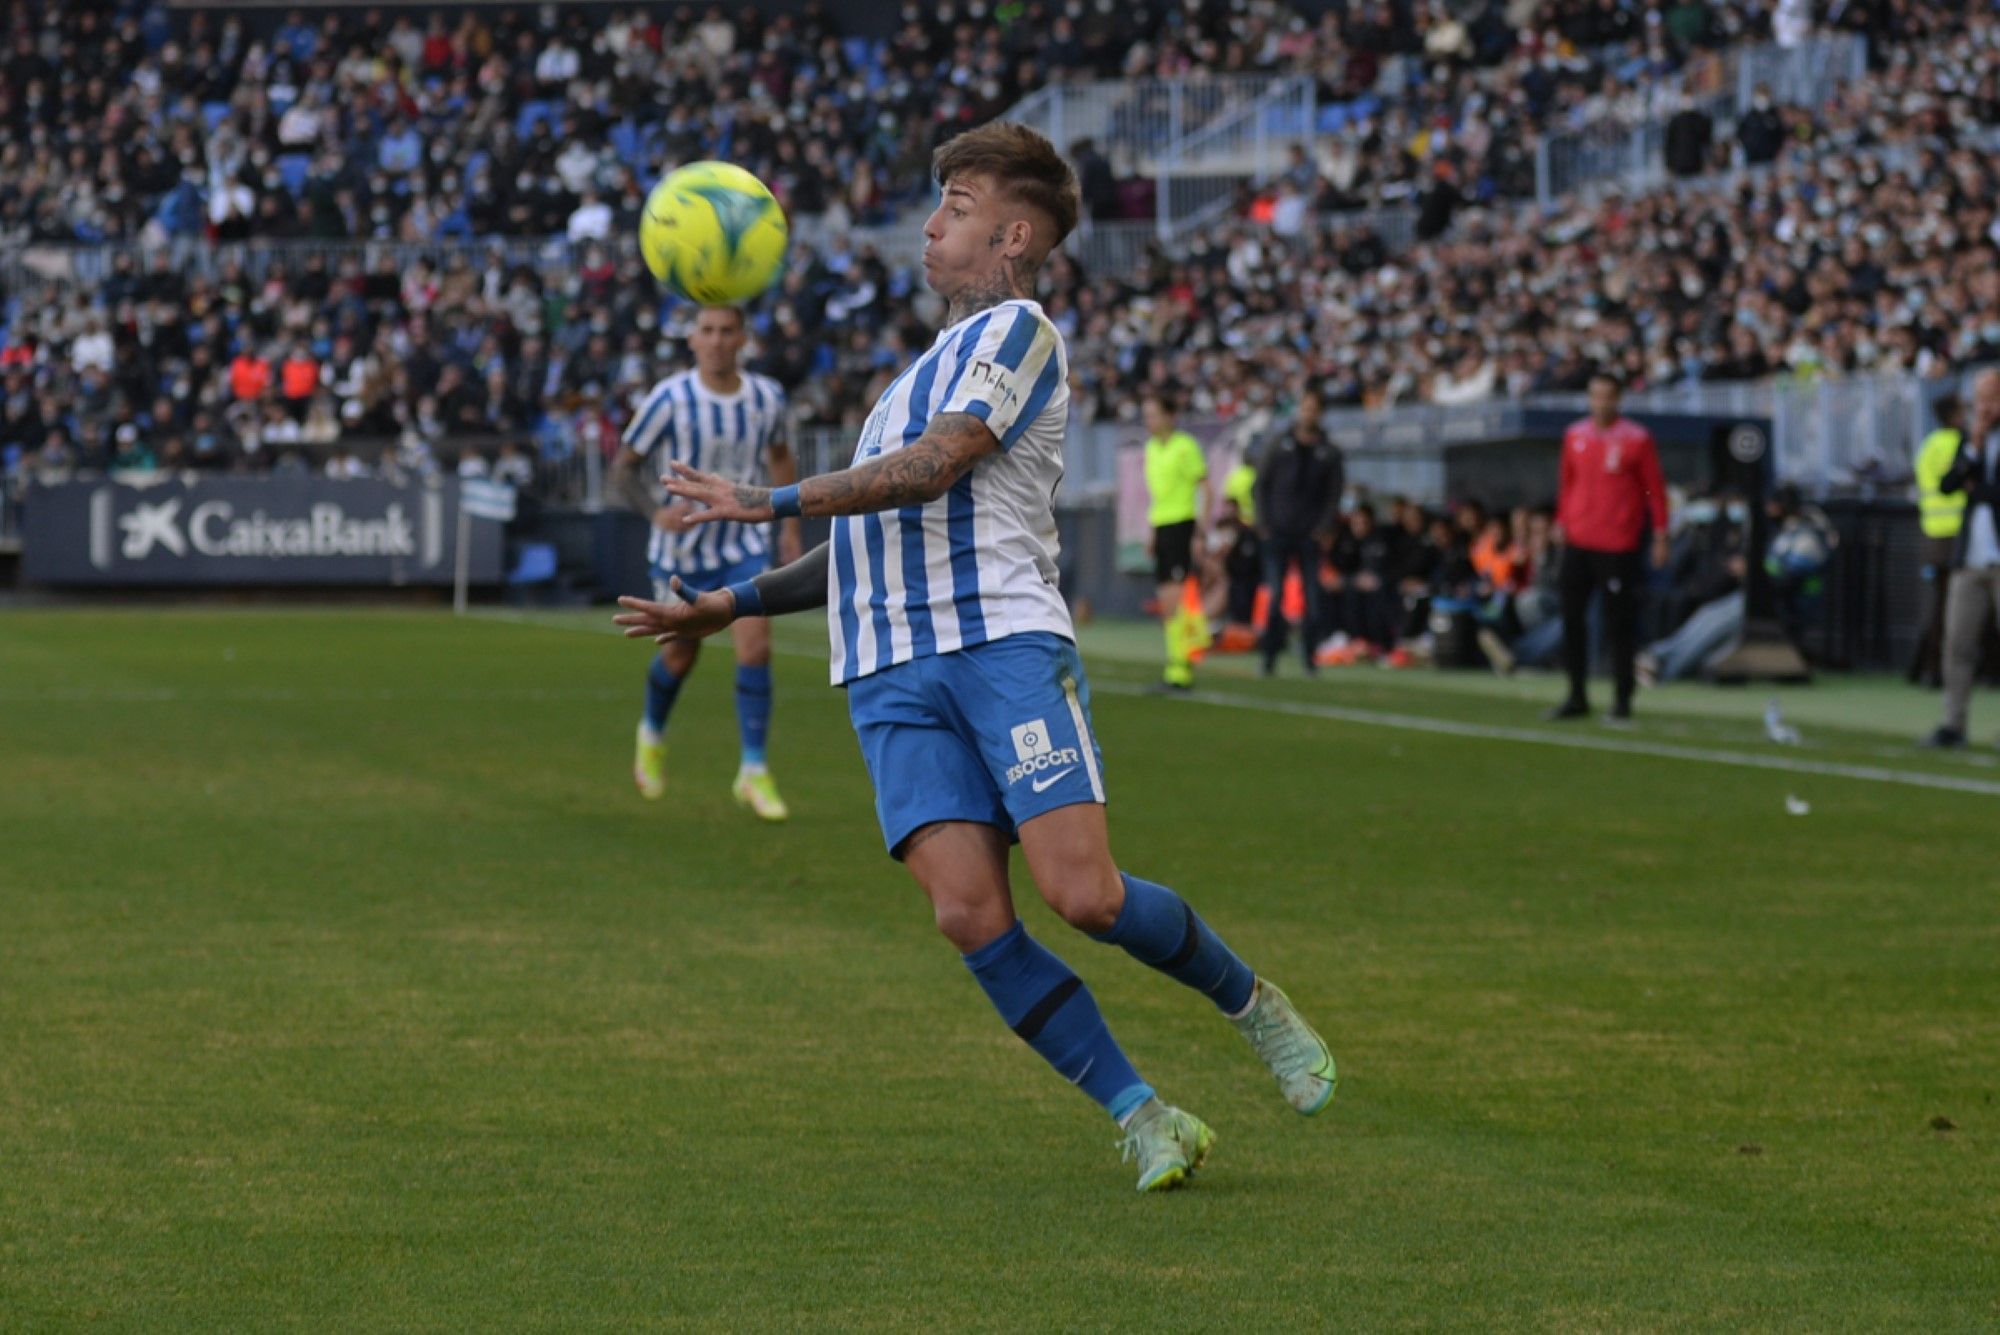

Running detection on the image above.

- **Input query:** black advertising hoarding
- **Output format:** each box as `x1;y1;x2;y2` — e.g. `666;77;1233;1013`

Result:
22;476;503;587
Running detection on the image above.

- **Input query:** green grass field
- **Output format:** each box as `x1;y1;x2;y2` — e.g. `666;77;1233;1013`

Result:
4;608;1996;1330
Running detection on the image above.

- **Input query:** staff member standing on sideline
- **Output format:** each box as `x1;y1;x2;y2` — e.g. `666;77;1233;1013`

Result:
1910;396;1966;687
1254;388;1344;677
1549;372;1668;723
1925;369;2000;749
1142;392;1211;692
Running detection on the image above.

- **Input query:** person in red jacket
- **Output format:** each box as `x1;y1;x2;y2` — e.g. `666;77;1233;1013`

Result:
1551;372;1669;722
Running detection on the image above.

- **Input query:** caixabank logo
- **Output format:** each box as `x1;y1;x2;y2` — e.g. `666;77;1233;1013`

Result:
84;481;447;572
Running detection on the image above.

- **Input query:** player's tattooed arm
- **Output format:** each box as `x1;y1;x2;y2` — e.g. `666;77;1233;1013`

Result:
610;448;658;515
798;413;998;515
664;414;1000;523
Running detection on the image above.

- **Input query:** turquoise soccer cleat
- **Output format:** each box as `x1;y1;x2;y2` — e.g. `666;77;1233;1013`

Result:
732;767;790;822
1118;1100;1216;1192
634;725;667;800
1232;979;1337;1115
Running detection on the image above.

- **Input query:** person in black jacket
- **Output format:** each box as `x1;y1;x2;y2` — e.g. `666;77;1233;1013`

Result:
1926;369;2000;748
1736;85;1785;166
1664;96;1713;177
1253;389;1344;675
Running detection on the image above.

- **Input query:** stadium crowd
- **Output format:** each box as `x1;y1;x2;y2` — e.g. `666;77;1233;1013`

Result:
2;0;1980;252
5;0;2000;498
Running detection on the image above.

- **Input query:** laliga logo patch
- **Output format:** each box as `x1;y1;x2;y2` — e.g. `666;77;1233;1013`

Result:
1005;718;1081;787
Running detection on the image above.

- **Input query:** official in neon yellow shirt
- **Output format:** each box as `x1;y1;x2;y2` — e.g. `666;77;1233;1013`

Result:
1911;395;1966;685
1142;392;1212;690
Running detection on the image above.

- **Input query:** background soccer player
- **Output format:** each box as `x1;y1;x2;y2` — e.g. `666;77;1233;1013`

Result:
1141;391;1211;691
615;122;1335;1193
611;305;801;818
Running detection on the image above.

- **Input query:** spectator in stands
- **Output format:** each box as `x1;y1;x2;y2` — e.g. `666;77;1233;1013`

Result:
1664;93;1714;176
1736;83;1786;164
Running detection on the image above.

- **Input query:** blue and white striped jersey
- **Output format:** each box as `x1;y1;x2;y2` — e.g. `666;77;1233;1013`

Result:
623;369;787;573
827;298;1071;686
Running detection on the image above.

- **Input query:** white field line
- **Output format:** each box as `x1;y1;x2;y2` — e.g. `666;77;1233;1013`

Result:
471;612;2000;799
1087;680;2000;798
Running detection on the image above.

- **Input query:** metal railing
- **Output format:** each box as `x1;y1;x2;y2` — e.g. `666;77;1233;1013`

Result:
0;223;921;295
1531;33;1869;206
1068;203;1420;277
1009;76;1316;240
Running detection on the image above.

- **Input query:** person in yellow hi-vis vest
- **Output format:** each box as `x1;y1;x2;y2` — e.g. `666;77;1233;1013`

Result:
1224;459;1258;528
1142;392;1212;691
1912;395;1966;686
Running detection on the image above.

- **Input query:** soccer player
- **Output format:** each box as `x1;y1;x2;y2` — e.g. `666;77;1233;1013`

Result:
611;305;801;819
614;123;1335;1192
1141;391;1212;691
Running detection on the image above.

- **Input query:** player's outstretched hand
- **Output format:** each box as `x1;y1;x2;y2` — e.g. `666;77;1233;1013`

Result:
663;461;774;524
613;581;736;644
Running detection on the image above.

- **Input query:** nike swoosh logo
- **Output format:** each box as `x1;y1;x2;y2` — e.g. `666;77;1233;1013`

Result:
1031;767;1076;793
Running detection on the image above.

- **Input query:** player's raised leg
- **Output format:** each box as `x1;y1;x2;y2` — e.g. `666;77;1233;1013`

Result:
635;636;698;800
903;819;1209;1191
1020;798;1337;1116
728;613;786;821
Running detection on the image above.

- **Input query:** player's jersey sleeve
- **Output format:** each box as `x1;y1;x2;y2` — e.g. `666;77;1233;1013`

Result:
623;379;678;459
936;303;1065;452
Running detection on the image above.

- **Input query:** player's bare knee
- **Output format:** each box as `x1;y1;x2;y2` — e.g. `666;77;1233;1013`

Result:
664;639;700;676
1041;866;1122;934
930;897;1003;952
732;619;771;667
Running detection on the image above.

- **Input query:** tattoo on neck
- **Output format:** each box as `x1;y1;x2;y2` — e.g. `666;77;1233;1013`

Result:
946;264;1033;325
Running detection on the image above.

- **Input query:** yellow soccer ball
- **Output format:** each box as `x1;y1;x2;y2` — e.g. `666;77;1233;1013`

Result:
638;161;789;305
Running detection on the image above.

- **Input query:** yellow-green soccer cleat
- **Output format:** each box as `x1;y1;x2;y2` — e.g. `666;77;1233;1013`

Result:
1232;979;1337;1115
1118;1101;1216;1192
634;726;666;800
732;767;789;822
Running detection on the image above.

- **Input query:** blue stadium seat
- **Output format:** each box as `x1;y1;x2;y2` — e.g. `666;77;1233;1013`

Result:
610;120;648;169
1263;104;1308;136
202;101;231;131
515;100;558;140
507;542;559;586
277;154;311;197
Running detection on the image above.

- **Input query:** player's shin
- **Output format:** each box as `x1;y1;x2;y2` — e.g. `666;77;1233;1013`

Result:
642;657;685;741
1092;871;1256;1016
963;921;1153;1124
734;663;772;768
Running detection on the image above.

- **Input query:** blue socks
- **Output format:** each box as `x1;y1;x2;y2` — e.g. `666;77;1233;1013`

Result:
642;657;683;736
1093;872;1256;1016
642;659;773;769
735;663;772;767
963;921;1154;1124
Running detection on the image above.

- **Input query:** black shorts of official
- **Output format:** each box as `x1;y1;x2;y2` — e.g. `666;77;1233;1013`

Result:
1153;520;1196;585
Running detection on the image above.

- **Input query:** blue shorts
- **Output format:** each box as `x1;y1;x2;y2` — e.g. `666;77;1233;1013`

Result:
847;632;1108;859
652;553;769;607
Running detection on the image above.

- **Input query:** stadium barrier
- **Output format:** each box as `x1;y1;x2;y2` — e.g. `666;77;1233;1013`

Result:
1532;33;1869;206
1010;76;1316;240
20;474;502;587
0;224;916;295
